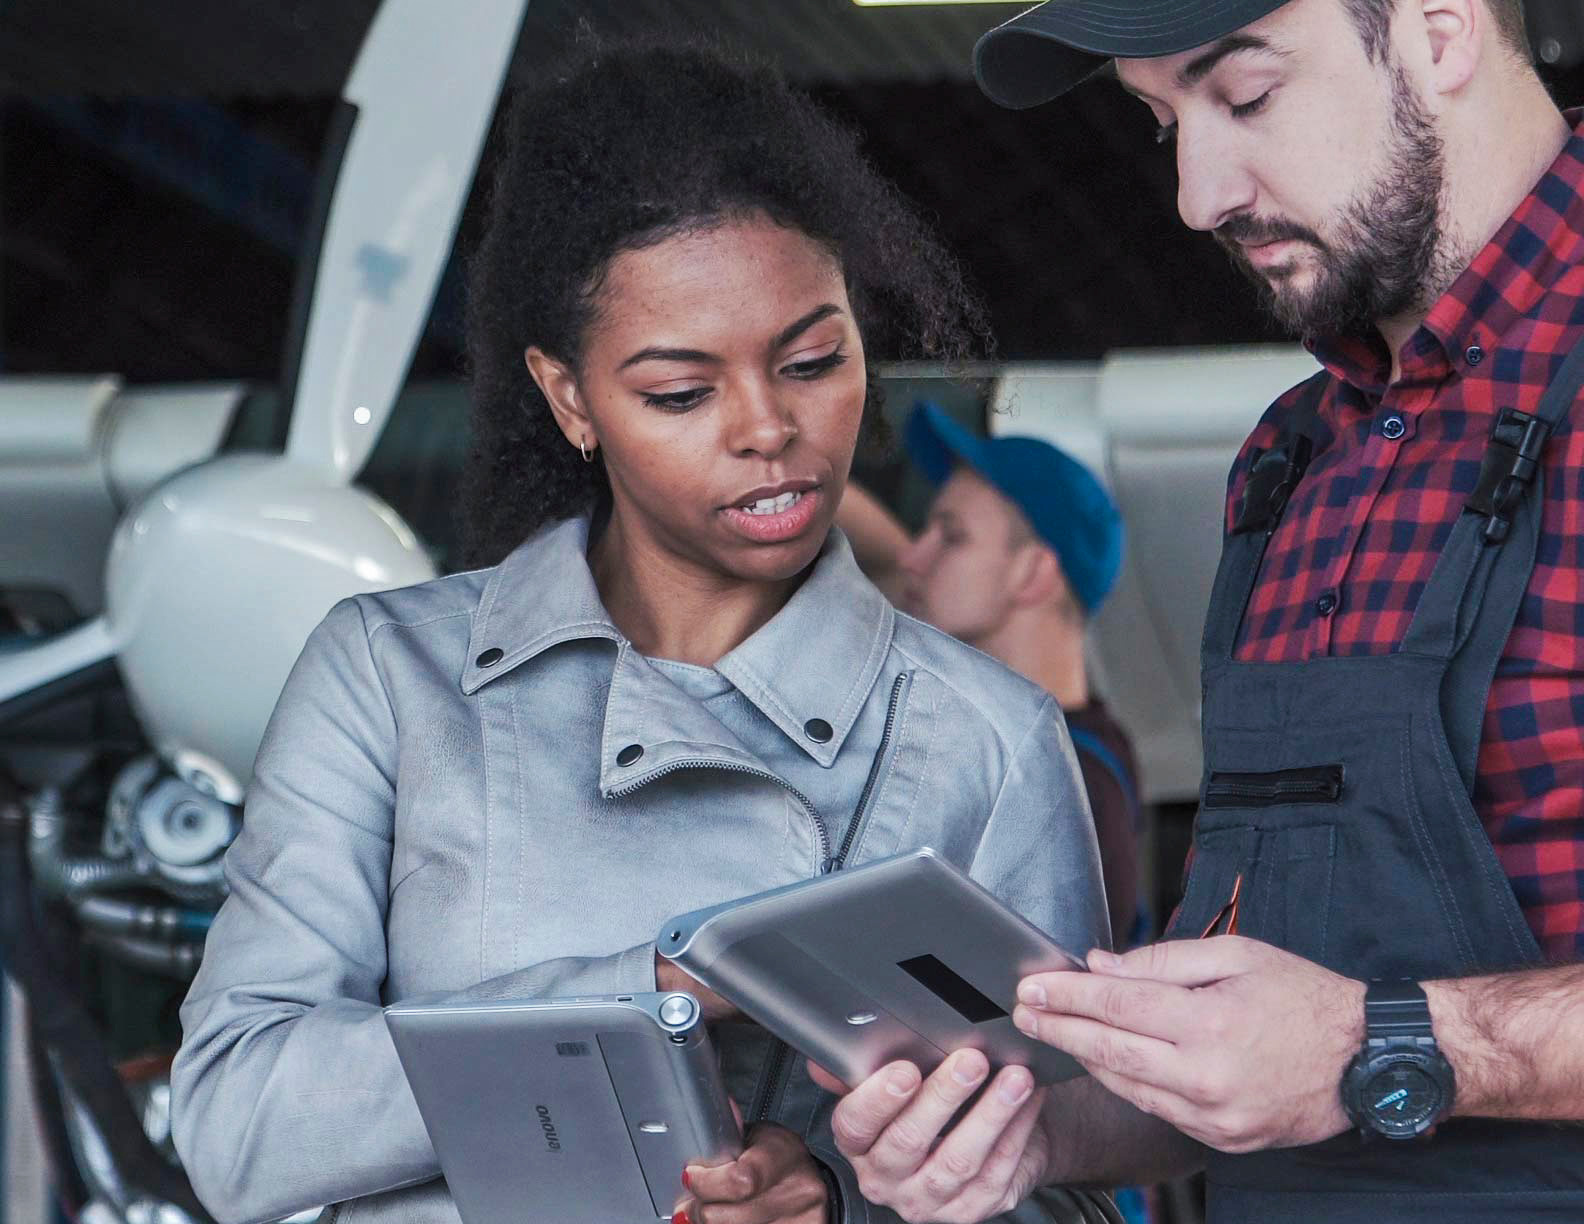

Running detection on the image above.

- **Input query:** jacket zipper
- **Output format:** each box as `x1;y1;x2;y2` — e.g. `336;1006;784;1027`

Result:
748;672;911;1125
832;672;911;870
607;760;829;865
1203;764;1343;809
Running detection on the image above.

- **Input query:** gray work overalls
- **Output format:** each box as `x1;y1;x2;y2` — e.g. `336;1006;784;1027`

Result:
1167;349;1584;1222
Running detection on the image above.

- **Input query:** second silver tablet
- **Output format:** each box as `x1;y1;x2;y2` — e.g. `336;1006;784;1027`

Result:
659;848;1090;1087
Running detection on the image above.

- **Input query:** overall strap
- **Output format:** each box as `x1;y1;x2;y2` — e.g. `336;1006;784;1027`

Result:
1401;335;1584;793
1067;725;1141;822
1201;372;1330;670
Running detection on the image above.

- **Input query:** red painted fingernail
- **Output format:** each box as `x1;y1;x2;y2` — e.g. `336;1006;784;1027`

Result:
673;1211;690;1224
681;1167;692;1191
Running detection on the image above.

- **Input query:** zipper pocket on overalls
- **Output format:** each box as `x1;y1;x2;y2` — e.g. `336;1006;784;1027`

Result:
1203;764;1343;808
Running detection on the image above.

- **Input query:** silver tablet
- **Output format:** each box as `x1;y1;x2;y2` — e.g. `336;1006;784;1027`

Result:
385;992;741;1224
658;848;1089;1088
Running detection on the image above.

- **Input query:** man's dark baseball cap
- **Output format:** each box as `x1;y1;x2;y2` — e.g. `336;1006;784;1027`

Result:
974;0;1293;110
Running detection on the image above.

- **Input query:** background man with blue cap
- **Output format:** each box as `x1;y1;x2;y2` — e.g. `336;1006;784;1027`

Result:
839;403;1142;948
816;0;1584;1221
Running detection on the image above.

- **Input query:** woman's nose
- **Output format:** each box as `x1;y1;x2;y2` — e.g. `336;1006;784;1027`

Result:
725;380;799;459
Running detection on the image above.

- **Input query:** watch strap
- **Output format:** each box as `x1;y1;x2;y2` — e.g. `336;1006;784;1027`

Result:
1345;979;1455;1138
1364;978;1434;1041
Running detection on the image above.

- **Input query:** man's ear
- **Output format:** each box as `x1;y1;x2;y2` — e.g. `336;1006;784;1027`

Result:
525;346;597;458
1008;541;1065;609
1418;0;1481;96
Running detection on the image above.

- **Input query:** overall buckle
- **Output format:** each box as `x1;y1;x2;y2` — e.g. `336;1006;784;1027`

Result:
1232;435;1314;535
1467;407;1553;544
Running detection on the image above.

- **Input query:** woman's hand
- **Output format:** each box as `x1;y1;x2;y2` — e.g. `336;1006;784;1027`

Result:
810;1051;1051;1223
678;1124;830;1224
655;952;739;1021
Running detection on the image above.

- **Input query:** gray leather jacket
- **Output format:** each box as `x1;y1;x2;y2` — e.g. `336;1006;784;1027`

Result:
171;515;1109;1224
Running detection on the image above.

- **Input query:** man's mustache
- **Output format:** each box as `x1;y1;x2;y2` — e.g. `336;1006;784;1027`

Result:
1214;214;1327;253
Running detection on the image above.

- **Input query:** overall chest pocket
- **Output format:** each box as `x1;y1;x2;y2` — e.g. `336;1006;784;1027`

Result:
1168;766;1342;968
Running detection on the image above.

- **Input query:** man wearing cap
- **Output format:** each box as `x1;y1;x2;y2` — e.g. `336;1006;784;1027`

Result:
817;1;1584;1221
839;403;1142;944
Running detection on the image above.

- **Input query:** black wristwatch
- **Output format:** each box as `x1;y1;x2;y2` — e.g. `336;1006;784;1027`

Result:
1341;979;1456;1140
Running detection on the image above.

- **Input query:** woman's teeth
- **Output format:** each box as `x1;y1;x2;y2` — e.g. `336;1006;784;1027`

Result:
739;491;803;516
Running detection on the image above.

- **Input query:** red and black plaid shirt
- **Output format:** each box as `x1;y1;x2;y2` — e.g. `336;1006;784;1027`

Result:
1227;114;1584;964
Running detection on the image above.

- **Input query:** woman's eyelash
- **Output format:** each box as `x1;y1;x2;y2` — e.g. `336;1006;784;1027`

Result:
784;350;848;378
641;387;710;412
639;349;847;409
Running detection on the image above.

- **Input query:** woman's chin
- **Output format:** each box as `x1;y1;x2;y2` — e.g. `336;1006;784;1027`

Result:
730;542;826;586
715;526;831;586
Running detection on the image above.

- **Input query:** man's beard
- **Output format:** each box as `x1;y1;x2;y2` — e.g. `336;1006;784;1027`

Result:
1215;65;1456;339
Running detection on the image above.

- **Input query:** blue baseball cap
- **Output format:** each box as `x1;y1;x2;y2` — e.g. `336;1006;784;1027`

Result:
905;401;1124;613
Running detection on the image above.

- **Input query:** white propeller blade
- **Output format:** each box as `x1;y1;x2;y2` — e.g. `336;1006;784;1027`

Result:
285;0;531;482
0;617;120;710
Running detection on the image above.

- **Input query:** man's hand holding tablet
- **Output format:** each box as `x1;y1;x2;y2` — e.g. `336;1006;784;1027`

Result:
814;945;1211;1223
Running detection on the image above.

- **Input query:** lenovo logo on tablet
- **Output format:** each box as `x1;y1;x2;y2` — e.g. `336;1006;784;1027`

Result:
535;1104;562;1152
898;954;1007;1023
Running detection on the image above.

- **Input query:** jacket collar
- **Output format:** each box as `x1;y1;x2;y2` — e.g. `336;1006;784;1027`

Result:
461;514;894;770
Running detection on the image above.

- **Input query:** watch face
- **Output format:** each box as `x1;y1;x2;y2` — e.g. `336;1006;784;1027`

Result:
1363;1061;1444;1137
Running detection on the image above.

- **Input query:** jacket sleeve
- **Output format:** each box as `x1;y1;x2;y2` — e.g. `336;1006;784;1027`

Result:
971;694;1112;960
169;599;657;1224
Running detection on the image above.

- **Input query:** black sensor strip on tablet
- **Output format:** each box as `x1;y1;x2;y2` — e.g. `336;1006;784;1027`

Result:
897;954;1007;1024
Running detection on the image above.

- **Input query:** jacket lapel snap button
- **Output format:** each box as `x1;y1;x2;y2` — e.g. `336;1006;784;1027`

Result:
617;744;644;767
476;647;504;667
804;718;833;744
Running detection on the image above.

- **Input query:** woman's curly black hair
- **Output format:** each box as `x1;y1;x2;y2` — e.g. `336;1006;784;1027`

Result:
461;37;990;566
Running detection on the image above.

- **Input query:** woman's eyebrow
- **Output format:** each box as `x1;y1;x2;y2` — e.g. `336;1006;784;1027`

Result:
617;303;845;370
618;344;714;371
773;303;843;350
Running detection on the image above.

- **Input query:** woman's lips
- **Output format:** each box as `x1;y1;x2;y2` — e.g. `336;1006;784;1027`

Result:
719;487;822;544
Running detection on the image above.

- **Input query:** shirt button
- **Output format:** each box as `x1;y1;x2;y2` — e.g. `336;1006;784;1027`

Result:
1465;344;1485;366
1381;415;1406;440
1315;591;1339;617
476;647;503;667
804;718;834;744
616;744;644;767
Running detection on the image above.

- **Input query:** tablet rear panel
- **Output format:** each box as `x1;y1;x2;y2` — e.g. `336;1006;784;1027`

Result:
659;849;1089;1087
385;994;738;1224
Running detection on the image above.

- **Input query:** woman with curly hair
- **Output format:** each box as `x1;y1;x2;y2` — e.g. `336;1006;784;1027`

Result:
171;40;1108;1224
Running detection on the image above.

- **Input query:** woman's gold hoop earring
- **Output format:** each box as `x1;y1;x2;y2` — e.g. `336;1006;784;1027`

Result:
580;437;594;463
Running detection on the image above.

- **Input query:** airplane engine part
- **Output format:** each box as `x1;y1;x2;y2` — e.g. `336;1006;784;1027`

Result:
25;755;229;982
103;454;437;801
27;760;232;912
105;757;234;896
